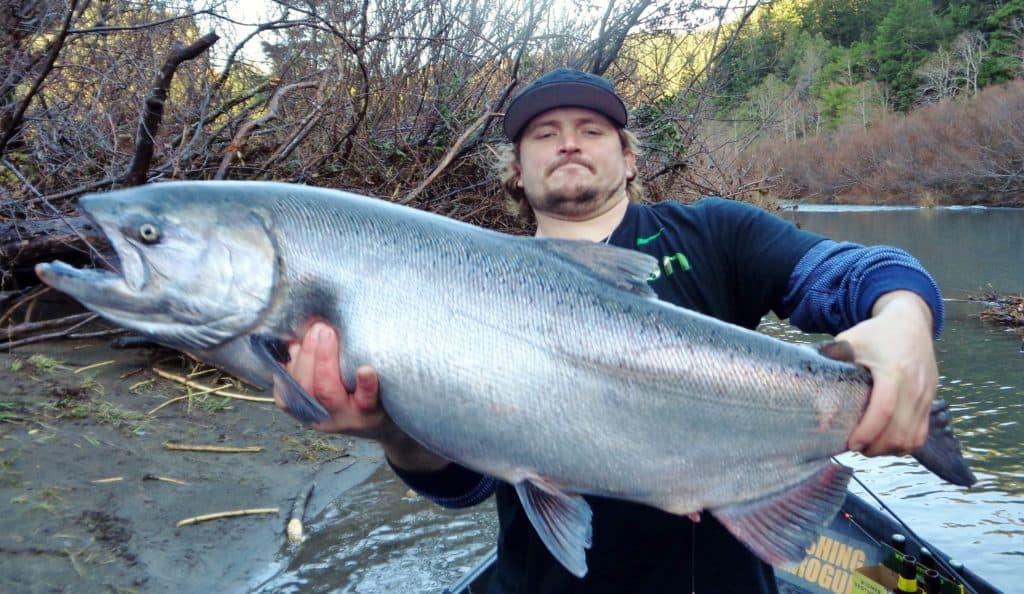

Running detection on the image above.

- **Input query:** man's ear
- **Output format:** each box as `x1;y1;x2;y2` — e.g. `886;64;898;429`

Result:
513;161;524;188
624;151;637;180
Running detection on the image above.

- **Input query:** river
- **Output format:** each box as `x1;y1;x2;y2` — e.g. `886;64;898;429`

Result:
253;205;1023;594
781;205;1023;593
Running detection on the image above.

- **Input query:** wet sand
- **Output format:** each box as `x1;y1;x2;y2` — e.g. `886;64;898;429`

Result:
0;337;384;594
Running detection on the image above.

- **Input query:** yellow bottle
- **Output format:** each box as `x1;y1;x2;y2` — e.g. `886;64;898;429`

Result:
895;554;919;593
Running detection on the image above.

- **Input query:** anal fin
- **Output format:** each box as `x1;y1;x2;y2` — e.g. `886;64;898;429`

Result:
711;463;852;566
514;478;593;578
250;334;329;426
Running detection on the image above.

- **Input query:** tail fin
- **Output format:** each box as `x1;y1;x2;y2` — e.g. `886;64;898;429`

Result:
912;399;976;486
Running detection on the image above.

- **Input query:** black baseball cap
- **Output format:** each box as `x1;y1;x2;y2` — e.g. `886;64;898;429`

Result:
502;68;628;141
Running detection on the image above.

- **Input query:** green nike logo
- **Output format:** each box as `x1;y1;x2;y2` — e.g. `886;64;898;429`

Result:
636;229;664;246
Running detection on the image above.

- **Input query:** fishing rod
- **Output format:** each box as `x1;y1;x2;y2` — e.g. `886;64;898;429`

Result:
838;459;981;594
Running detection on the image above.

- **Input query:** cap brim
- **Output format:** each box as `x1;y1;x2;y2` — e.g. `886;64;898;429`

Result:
503;82;627;140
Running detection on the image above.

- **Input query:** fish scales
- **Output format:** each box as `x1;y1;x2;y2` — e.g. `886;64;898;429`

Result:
35;181;976;577
269;190;858;496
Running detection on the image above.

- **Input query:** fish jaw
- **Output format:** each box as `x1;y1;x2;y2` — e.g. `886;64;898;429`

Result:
36;258;242;352
34;259;176;336
36;260;143;311
34;201;152;311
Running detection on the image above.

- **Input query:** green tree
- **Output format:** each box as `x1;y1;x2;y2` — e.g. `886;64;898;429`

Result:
819;42;875;88
802;0;894;46
940;0;1005;30
980;0;1024;85
817;84;855;130
714;1;804;106
874;0;946;110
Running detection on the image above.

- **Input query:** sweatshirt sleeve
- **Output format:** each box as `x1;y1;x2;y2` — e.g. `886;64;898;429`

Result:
387;458;496;509
783;239;944;337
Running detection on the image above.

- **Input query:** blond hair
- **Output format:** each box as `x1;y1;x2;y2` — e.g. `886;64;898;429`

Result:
493;128;644;223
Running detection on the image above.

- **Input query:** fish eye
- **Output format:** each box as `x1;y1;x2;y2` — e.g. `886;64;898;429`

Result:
138;223;161;244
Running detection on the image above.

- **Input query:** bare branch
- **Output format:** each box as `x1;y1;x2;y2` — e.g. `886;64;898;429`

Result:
123;31;220;186
403;110;500;204
0;0;80;159
258;78;329;172
214;79;319;180
68;10;218;34
2;158;43;198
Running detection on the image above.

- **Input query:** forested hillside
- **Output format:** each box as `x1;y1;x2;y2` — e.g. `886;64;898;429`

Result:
1;0;1022;284
717;0;1020;116
705;0;1024;204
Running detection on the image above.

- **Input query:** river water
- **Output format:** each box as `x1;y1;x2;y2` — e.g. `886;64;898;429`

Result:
253;206;1023;594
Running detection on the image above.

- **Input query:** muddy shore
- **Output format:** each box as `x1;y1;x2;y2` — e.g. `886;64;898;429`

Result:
0;335;386;594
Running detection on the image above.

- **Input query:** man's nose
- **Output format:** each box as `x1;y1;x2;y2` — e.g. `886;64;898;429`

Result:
558;132;581;153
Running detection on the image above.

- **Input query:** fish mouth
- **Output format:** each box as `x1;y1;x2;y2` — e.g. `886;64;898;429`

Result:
36;260;133;307
35;206;152;314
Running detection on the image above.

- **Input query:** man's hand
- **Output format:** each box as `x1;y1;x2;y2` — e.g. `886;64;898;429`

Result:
837;290;938;457
274;322;450;471
275;322;389;437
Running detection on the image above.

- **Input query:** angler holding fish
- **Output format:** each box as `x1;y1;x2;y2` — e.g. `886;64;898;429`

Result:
36;68;975;594
275;69;973;594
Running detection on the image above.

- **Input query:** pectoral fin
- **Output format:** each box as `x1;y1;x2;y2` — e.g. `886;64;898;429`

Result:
712;463;852;566
250;334;329;426
513;477;593;578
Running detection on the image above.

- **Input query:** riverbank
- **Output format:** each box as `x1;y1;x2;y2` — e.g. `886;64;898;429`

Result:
0;334;385;594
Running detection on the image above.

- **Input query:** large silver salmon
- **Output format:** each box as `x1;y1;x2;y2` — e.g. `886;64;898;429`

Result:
36;181;975;577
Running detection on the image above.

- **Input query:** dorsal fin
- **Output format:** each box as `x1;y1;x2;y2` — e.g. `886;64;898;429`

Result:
538;238;658;298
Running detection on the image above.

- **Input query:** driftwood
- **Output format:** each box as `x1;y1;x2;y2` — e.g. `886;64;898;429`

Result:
2;312;94;341
287;482;316;545
0;215;106;275
162;442;262;453
0;313;125;350
977;294;1024;331
176;507;279;528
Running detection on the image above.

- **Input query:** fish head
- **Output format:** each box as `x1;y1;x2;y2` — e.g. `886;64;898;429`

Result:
36;183;278;352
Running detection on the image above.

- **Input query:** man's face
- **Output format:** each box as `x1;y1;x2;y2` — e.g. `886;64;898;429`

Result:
515;107;636;221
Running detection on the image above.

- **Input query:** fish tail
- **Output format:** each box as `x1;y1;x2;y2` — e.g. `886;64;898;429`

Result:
912;399;976;487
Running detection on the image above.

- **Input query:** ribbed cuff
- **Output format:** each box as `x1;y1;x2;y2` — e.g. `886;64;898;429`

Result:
387;458;497;509
855;266;945;338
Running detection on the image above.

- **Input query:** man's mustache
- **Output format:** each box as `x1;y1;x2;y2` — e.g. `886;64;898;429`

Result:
547;157;593;175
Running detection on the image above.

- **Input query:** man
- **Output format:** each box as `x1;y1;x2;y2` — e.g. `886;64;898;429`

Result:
276;68;942;593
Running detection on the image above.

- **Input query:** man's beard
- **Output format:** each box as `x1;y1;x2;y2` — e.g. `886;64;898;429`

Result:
533;185;602;217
